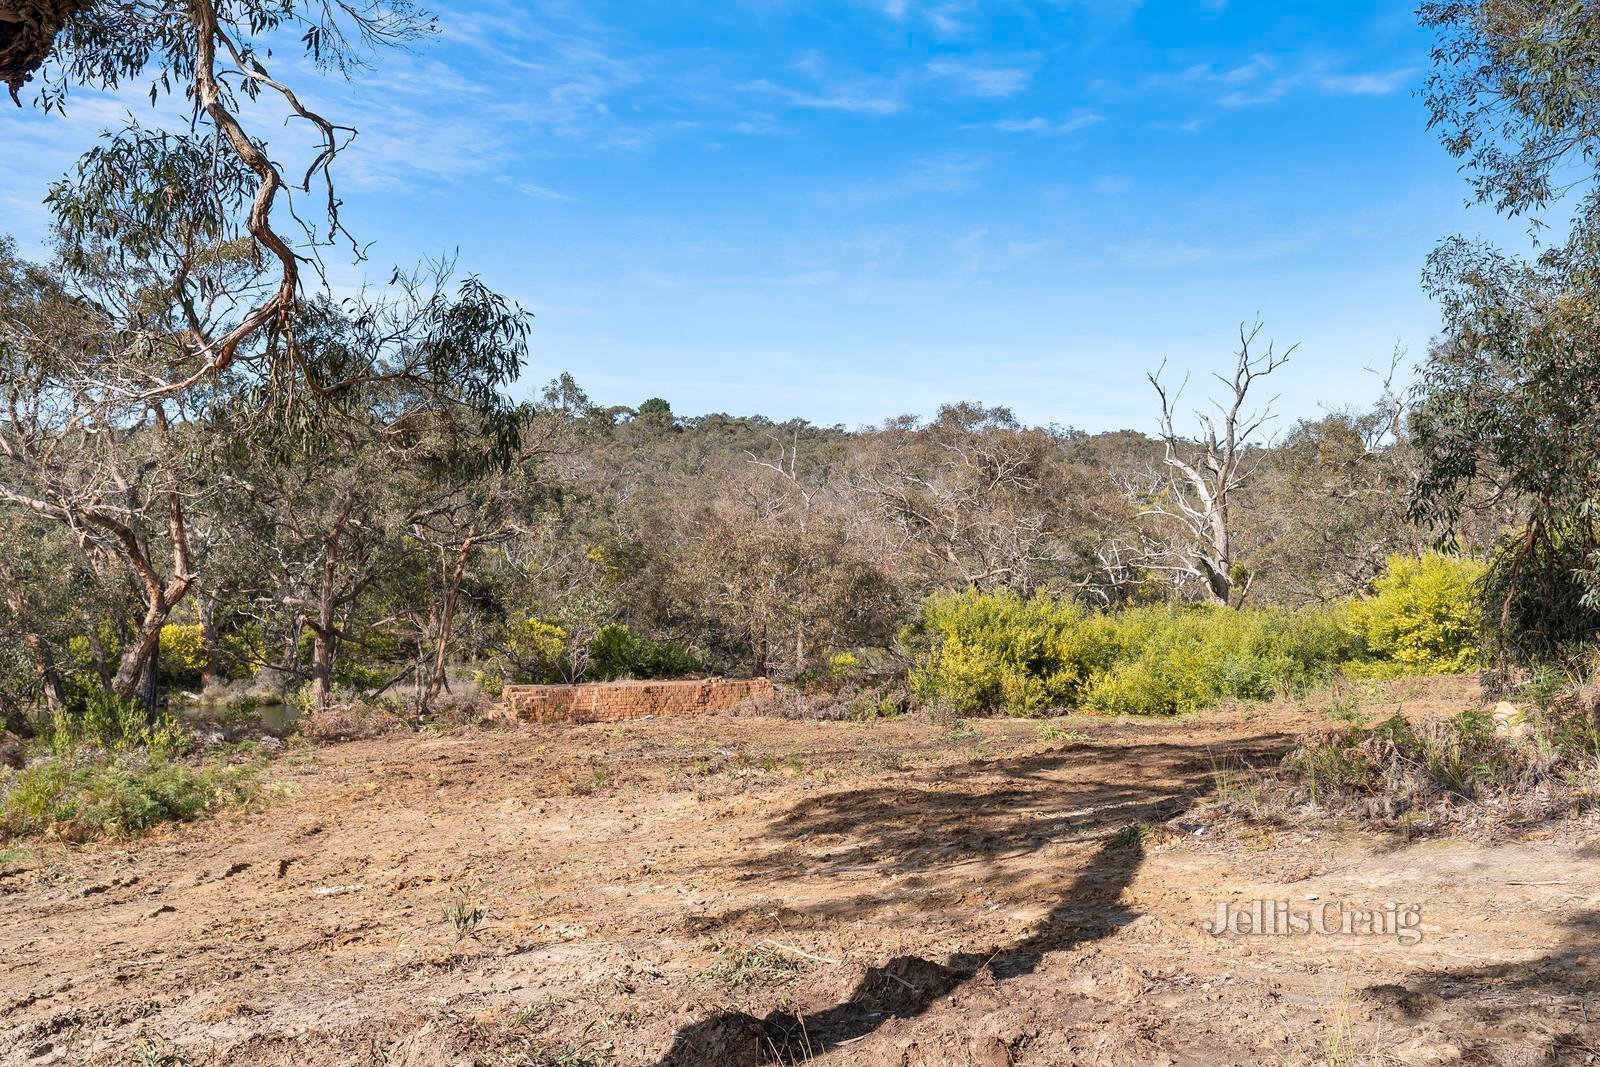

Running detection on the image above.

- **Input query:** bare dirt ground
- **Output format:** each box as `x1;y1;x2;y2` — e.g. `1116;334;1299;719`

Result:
3;676;1598;1066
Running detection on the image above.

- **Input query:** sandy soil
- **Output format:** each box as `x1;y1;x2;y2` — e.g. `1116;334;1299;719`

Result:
3;675;1597;1066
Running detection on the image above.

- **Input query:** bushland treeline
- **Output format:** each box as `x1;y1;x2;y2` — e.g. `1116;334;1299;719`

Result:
8;1;1600;730
0;236;1509;727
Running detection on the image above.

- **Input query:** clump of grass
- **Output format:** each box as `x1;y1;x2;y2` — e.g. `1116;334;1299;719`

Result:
537;1043;612;1067
939;717;980;743
1109;821;1164;849
129;1038;192;1067
443;885;487;940
0;750;258;842
508;997;560;1031
1259;702;1600;831
846;695;900;722
0;844;34;867
568;763;612;796
1321;680;1372;726
696;939;807;989
1212;763;1272;820
1035;721;1090;743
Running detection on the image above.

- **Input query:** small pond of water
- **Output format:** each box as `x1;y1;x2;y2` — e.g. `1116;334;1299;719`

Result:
172;700;303;740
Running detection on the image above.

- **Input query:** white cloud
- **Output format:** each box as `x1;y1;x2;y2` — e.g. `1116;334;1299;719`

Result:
991;111;1103;134
1111;240;1214;269
1110;229;1320;269
1170;54;1418;109
826;153;991;203
952;227;1060;274
925;5;969;35
746;51;908;115
926;58;1034;99
745;76;906;114
861;0;973;35
515;182;573;202
1315;69;1416;96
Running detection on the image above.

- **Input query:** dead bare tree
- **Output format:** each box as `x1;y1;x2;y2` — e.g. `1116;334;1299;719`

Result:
1138;322;1295;606
852;405;1076;596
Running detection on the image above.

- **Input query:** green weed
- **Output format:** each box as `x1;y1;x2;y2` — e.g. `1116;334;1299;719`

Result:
128;1038;192;1067
1;752;257;842
443;885;487;940
1034;721;1090;743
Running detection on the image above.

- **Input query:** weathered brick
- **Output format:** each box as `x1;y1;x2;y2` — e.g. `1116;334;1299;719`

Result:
500;678;776;724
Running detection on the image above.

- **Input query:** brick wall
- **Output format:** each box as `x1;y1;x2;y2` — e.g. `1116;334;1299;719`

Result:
501;677;776;724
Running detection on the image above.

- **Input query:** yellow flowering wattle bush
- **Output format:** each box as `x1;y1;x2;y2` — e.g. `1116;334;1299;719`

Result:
909;554;1482;717
908;590;1118;715
1344;552;1485;676
158;624;208;676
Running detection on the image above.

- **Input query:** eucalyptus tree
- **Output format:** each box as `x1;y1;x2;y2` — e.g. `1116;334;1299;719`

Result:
1420;1;1600;220
215;272;529;711
1415;1;1600;660
0;237;220;700
0;513;77;720
221;398;403;708
1413;240;1600;660
403;375;586;707
10;0;434;413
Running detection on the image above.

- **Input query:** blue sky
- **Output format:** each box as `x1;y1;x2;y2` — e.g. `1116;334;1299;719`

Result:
1;1;1523;431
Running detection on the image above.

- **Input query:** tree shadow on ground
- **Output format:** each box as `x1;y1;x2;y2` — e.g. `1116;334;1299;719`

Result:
654;730;1295;1065
1364;909;1600;1066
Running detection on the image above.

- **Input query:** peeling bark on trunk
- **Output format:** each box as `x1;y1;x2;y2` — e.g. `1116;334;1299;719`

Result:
309;539;340;712
307;491;356;712
197;588;220;690
0;557;64;713
423;529;479;709
107;444;194;699
112;597;172;700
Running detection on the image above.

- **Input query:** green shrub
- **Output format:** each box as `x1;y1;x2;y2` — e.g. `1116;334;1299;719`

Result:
908;589;1117;715
908;555;1485;718
64;621;125;674
0;750;257;841
221;622;270;676
1551;705;1600;761
44;689;183;757
334;661;389;691
1345;552;1485;676
497;617;569;683
828;651;862;677
1079;605;1357;716
910;592;1357;716
586;623;700;681
1479;520;1600;666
